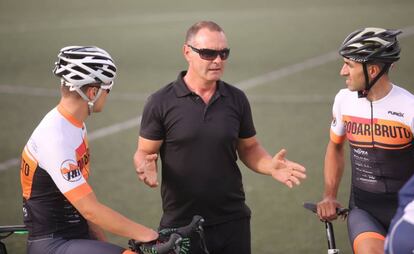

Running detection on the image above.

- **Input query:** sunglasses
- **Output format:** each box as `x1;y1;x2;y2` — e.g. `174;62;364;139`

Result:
187;45;230;61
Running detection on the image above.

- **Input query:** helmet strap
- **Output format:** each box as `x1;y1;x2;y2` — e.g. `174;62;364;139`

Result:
73;86;103;115
359;62;391;98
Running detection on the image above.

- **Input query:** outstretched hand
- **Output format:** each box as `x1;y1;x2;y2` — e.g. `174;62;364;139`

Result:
136;154;159;188
270;149;306;188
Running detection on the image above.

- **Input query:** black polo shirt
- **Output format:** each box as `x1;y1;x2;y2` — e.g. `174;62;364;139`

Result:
140;71;256;227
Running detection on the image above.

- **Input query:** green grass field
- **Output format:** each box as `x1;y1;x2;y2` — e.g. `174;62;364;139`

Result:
1;0;414;253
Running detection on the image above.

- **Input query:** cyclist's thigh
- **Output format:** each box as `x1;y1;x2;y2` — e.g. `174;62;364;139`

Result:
385;218;414;254
28;237;128;254
348;207;386;251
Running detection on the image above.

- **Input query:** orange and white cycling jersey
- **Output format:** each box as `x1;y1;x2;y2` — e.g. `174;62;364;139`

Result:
330;84;414;194
20;104;93;238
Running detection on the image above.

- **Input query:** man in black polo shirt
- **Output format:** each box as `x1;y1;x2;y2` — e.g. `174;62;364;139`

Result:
133;21;306;254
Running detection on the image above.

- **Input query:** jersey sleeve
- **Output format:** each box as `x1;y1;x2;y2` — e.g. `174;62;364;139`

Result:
140;94;165;140
238;91;256;139
31;137;92;203
330;90;346;144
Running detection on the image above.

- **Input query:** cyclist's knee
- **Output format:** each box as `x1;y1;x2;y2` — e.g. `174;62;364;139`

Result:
353;232;385;254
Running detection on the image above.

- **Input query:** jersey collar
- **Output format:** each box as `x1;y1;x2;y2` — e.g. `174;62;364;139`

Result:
57;104;84;128
173;71;228;98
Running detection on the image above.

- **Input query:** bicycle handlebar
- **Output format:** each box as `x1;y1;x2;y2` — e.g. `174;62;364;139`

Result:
303;202;349;217
129;233;182;254
0;225;27;241
0;225;27;234
159;215;204;238
129;215;207;254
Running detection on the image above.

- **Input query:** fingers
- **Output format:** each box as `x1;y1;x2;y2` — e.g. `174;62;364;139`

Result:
285;179;293;188
283;164;307;188
145;153;158;161
288;173;301;186
144;177;159;188
137;172;159;187
284;173;301;188
136;154;157;174
316;199;341;221
274;149;287;162
136;153;158;187
288;160;306;174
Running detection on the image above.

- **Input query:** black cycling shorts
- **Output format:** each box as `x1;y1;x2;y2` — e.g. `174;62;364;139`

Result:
27;237;130;254
348;207;386;252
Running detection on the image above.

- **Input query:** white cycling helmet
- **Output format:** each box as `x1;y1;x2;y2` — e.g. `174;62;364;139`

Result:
53;46;117;113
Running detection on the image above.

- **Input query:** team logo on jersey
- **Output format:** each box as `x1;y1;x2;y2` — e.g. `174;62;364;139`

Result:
353;148;368;156
76;139;90;179
388;111;404;118
331;117;337;127
22;207;28;218
342;115;413;149
60;159;82;182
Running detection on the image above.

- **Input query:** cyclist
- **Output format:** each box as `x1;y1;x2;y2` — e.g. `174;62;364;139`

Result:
20;46;158;254
316;27;414;254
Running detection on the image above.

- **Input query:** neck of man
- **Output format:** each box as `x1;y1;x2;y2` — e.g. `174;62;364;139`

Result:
59;96;89;123
366;75;392;101
183;71;218;104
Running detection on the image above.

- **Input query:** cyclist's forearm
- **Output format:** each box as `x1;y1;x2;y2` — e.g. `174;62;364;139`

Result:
323;141;345;199
88;205;156;242
87;221;107;241
74;192;158;242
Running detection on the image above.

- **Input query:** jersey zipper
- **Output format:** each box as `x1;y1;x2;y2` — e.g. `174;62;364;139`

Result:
370;101;386;192
370;101;374;147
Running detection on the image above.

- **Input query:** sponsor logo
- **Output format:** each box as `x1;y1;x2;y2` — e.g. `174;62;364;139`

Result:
344;120;412;139
331;117;337;127
60;159;82;182
22;207;28;217
353;148;368;156
388;111;404;118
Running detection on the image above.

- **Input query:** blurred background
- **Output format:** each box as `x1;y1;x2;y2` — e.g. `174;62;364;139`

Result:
1;0;413;253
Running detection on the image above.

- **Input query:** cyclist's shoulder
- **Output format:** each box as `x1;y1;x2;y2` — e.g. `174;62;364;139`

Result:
28;108;85;157
391;84;414;103
333;88;357;104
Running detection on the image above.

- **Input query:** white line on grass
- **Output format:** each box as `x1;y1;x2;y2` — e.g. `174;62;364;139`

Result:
1;25;414;171
0;117;143;172
0;85;335;103
88;116;142;141
0;85;150;101
236;26;414;90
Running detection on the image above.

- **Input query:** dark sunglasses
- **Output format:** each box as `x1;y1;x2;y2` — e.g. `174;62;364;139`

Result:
187;45;230;61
